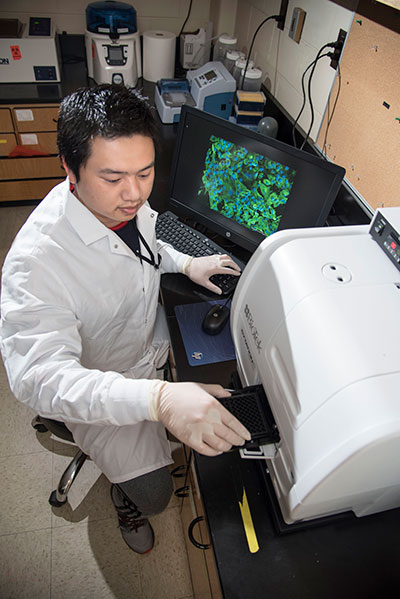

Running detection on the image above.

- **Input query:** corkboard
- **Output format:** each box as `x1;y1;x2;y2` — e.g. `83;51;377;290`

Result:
316;12;400;211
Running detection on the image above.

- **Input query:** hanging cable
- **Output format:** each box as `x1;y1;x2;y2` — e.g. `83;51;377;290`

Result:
291;52;330;148
178;0;193;38
322;62;342;158
300;43;335;150
240;14;282;90
291;41;338;149
323;88;331;157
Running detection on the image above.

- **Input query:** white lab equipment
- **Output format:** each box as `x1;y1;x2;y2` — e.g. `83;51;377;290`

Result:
85;1;141;87
180;27;210;69
155;61;236;123
232;57;253;85
231;207;400;525
212;34;237;62
224;49;243;73
0;17;61;83
241;66;263;91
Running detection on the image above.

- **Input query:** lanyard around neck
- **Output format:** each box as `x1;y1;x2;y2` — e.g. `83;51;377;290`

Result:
112;218;161;270
136;226;161;270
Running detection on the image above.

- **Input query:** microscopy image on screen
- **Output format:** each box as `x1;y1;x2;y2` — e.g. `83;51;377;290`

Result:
198;135;297;237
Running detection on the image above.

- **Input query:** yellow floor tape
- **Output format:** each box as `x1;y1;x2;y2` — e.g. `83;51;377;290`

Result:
238;488;259;553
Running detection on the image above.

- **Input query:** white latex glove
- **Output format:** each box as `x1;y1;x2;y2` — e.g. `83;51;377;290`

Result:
184;254;241;295
148;381;251;456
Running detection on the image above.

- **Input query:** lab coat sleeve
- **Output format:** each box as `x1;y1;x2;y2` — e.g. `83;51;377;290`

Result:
157;239;192;275
0;254;157;426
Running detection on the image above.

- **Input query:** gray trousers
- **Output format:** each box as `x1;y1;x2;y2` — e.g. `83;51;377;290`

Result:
116;466;173;518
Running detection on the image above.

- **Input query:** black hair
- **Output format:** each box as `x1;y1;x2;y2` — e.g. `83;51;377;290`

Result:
57;84;159;182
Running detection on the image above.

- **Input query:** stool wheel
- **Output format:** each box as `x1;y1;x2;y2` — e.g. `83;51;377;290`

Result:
33;423;48;433
49;490;67;508
31;417;48;433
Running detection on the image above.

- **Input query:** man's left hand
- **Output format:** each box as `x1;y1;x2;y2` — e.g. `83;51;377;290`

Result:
185;254;241;295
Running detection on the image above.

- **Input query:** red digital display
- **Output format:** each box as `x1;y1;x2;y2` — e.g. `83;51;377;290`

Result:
391;241;397;250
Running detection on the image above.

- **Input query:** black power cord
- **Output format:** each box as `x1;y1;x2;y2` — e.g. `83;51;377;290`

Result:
291;41;343;150
300;48;330;150
240;14;283;90
301;43;337;150
291;51;331;148
322;62;342;158
174;0;194;78
178;0;193;38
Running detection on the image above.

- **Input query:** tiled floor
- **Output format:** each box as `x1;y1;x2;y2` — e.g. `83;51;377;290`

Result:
0;205;194;599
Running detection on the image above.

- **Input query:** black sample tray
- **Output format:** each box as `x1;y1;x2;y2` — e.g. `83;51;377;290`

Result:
218;384;280;448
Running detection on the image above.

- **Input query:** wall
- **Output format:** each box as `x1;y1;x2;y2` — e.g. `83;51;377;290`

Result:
233;0;355;142
0;0;211;36
209;0;238;37
316;7;400;211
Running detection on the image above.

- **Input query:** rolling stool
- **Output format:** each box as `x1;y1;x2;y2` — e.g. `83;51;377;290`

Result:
31;415;88;507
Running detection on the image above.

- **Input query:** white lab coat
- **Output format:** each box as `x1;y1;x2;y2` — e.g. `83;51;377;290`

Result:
0;179;191;482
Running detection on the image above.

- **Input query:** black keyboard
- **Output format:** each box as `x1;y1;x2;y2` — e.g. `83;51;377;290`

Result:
156;211;243;296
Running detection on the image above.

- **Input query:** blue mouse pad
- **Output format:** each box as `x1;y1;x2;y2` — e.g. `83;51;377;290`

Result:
174;300;236;366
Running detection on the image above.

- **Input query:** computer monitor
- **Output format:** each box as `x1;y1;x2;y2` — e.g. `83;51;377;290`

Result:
168;106;345;253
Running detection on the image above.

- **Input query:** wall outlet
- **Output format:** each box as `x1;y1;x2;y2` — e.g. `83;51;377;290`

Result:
289;8;306;43
330;28;347;69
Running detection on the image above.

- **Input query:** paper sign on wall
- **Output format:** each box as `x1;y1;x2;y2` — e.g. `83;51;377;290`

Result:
15;109;34;122
20;133;38;145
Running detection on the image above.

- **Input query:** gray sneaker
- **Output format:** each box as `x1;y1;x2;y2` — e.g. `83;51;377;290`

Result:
111;484;154;554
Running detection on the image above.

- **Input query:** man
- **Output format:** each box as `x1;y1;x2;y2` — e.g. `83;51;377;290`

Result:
0;84;250;554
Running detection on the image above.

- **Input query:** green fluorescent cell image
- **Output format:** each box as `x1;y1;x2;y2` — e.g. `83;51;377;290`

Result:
198;135;296;236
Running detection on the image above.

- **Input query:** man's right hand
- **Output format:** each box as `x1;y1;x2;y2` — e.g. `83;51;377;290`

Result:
148;381;251;456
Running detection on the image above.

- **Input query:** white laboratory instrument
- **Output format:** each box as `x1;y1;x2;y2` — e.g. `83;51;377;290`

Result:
180;27;209;69
85;1;141;86
0;17;61;83
155;61;236;123
231;207;400;525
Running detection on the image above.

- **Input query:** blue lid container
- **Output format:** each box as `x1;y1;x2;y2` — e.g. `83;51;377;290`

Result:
86;1;137;34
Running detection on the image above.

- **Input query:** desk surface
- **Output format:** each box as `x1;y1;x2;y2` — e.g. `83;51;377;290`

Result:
162;276;400;599
196;451;399;599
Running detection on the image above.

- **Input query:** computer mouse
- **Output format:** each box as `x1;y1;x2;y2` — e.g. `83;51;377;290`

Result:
202;304;230;335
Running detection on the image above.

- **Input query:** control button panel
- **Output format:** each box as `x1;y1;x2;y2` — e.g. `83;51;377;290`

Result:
34;66;57;80
103;44;128;66
370;210;400;271
195;69;219;88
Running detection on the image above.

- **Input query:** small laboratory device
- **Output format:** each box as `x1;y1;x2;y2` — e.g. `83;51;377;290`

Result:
155;61;236;123
0;17;61;83
179;27;209;69
85;1;141;86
